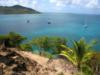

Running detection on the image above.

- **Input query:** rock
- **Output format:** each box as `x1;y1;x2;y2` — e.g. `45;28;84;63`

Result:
0;48;77;75
47;58;77;75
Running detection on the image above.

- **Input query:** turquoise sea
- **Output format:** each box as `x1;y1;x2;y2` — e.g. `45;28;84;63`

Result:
0;14;100;51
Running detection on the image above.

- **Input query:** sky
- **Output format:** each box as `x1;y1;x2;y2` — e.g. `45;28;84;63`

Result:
0;0;100;14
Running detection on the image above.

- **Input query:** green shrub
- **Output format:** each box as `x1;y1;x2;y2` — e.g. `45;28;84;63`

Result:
0;32;26;47
31;36;67;54
20;43;33;51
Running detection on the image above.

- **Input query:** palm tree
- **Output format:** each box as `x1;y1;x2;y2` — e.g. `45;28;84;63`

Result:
59;39;96;72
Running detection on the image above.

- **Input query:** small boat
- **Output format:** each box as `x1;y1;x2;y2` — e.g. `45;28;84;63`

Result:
83;18;88;29
83;24;88;29
27;20;30;23
48;21;51;24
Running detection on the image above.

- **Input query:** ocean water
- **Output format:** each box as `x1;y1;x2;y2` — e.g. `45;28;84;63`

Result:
0;14;100;51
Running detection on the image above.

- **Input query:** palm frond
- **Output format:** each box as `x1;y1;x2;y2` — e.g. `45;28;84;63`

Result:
60;51;77;65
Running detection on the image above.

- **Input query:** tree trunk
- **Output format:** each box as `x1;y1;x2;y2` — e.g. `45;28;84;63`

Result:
0;40;6;50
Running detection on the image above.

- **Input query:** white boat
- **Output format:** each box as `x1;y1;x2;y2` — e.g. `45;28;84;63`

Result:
83;18;88;29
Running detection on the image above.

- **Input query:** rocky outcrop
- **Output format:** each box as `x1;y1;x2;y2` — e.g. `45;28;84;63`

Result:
0;48;77;75
47;57;77;75
0;48;42;75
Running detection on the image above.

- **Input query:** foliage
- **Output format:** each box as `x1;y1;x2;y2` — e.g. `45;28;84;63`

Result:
73;39;95;69
81;64;93;75
0;32;99;74
88;52;100;75
32;36;50;51
0;32;26;47
59;45;77;65
20;43;33;51
59;39;96;75
31;36;67;55
50;37;67;54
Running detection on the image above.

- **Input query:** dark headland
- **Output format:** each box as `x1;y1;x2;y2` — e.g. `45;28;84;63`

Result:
0;5;40;14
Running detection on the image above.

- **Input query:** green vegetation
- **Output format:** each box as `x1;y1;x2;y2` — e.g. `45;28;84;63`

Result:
0;32;99;75
0;32;26;48
0;5;40;14
59;39;97;75
20;43;33;51
88;52;100;75
31;36;67;55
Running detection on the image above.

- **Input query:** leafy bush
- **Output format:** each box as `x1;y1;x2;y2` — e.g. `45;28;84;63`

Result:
31;36;67;55
20;43;33;51
0;32;26;47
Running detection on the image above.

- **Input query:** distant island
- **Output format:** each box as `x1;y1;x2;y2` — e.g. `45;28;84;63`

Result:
0;5;40;14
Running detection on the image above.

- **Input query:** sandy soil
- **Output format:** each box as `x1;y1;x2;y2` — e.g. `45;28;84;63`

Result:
20;51;49;65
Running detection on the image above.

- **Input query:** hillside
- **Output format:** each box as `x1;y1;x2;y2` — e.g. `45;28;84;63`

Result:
0;47;77;75
0;5;40;14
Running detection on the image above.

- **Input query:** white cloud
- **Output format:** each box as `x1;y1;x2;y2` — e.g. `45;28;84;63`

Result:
49;0;80;7
32;0;37;4
29;0;38;8
0;0;38;8
50;0;69;7
49;0;100;9
0;0;100;10
0;0;18;6
50;0;57;3
71;0;81;5
56;2;65;7
18;0;28;6
86;0;99;8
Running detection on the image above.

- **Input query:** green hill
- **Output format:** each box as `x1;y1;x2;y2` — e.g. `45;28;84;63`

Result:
0;5;40;14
